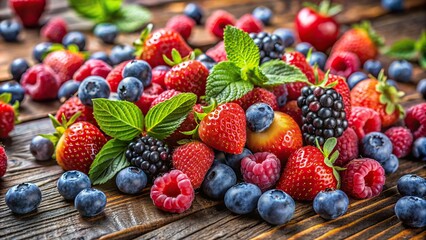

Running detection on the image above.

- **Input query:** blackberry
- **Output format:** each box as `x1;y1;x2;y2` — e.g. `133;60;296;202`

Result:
297;86;348;146
125;136;172;180
249;32;285;65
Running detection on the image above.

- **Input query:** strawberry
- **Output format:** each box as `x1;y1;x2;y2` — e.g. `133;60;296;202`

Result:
246;111;302;165
351;71;404;128
198;103;246;154
165;104;202;147
326;73;351;117
0;93;18;139
150;89;181;108
276;137;343;201
233;87;278;111
55;97;96;126
134;83;165;115
172;141;215;189
41;17;67;43
43;47;85;85
106;60;131;92
134;24;192;68
331;21;384;64
0;146;7;177
282;52;315;100
9;0;46;27
73;59;112;82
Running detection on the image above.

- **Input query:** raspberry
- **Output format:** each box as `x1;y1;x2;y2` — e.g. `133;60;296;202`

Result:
206;10;236;39
151;65;170;89
341;158;386;199
233;87;278;111
73;59;112;82
165;15;195;40
150;169;195;213
334;128;359;167
280;100;302;126
150;89;181;108
240;152;281;191
206;41;227;63
348;106;381;140
106;60;131;92
41;17;67;43
56;97;96;126
405;103;426;139
235;14;263;33
325;51;360;78
21;64;60;101
286;82;308;101
0;146;7;177
384;127;413;158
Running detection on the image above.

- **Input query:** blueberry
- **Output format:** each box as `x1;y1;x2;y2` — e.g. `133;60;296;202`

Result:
57;170;91;200
74;188;107;217
78;76;111;106
196;54;217;71
381;0;404;12
361;132;393;163
58;80;80;102
257;189;295;225
89;51;113;66
110;44;135;65
246;103;274;132
347;71;368;89
308;52;327;70
5;183;42;214
0;81;25;104
416;79;426;100
394;196;426;228
30;136;54;161
62;31;86;50
363;59;383;77
0;19;21;42
225;148;253;174
117;77;144;102
388;60;412;83
33;42;52;63
122;60;152;87
397;174;426;198
381;154;398;174
116;167;147;194
252;6;273;25
313;189;349;220
412;137;426;161
9;58;29;82
273;28;295;47
295;42;314;57
224;183;262;214
94;23;118;44
183;3;204;25
201;162;237;200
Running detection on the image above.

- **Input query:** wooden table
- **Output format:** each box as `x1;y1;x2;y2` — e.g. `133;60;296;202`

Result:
1;0;425;239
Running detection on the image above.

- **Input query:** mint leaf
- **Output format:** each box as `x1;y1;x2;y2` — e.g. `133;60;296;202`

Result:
384;39;418;60
260;60;309;86
89;139;129;185
224;26;260;69
0;92;12;104
93;99;143;141
206;61;254;104
145;93;197;140
112;5;151;32
68;0;122;22
420;52;426;69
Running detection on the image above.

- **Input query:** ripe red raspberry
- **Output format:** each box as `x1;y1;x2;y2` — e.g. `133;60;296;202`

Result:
348;106;381;140
233;87;278;111
106;60;131;92
206;41;227;62
405;103;426;139
56;97;96;126
0;146;7;177
235;14;263;33
341;158;385;199
165;15;195;40
0;101;15;139
150;169;195;213
280;100;302;127
334;128;359;167
73;59;112;82
151;65;170;89
134;83;165;115
384;127;413;158
21;64;60;101
241;152;281;191
150;89;181;108
325;51;360;78
206;10;236;39
41;17;67;43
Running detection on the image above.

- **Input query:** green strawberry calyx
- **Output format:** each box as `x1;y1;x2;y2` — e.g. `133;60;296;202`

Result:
353;21;385;47
315;137;345;189
40;112;81;148
310;67;339;89
163;48;195;67
375;70;405;117
0;92;20;124
43;43;89;61
303;0;343;17
133;23;153;58
180;100;217;142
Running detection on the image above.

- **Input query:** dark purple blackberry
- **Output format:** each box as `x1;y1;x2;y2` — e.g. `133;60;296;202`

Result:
125;136;172;180
249;32;285;65
297;86;348;146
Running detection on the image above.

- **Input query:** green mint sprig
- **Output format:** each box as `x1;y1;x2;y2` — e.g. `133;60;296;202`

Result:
384;31;426;69
206;26;309;104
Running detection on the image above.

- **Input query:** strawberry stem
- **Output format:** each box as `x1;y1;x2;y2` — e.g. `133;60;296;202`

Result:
316;137;345;189
303;0;342;17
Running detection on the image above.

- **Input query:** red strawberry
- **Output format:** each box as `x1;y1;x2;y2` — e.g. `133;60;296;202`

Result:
276;138;342;201
151;65;170;89
73;59;112;82
41;17;67;43
43;49;85;85
134;83;165;115
198;103;246;154
282;52;315;100
172;141;215;189
135;25;192;68
233;87;278;111
327;73;351;117
9;0;46;27
331;21;384;64
106;60;131;92
206;10;236;39
0;93;17;139
0;146;7;177
165;15;195;40
280;100;302;127
150;89;181;108
206;41;227;62
235;14;263;33
165;104;202;146
21;64;60;101
55;97;96;126
384;127;413;158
